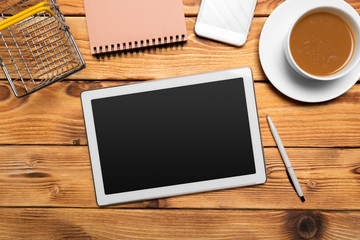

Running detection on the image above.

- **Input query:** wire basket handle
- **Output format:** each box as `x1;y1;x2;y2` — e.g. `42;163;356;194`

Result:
0;1;69;31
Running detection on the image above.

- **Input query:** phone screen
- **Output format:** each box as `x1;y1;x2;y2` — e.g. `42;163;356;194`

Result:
198;0;255;34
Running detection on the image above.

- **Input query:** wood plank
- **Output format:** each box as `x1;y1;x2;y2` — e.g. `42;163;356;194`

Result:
1;146;359;209
0;81;359;147
0;208;359;239
57;0;360;17
2;16;360;82
60;17;267;81
0;17;266;81
47;15;360;82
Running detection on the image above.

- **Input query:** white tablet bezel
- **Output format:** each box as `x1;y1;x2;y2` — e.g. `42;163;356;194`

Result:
81;67;266;206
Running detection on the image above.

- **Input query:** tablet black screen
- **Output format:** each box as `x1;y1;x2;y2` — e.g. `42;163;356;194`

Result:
91;78;256;195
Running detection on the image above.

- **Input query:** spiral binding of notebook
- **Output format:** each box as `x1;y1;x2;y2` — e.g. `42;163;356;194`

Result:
84;0;188;55
93;34;187;54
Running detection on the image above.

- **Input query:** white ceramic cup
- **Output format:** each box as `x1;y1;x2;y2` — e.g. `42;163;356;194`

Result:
284;6;360;81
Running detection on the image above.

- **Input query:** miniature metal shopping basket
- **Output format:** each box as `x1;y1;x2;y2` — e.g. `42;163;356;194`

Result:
0;0;85;97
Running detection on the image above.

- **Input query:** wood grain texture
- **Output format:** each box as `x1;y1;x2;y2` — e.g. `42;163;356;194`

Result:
0;1;359;238
0;81;359;147
0;17;266;81
1;146;359;209
56;0;360;17
0;208;359;239
2;16;360;82
55;17;266;81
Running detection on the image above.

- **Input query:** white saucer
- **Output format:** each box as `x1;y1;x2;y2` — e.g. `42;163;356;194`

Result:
259;0;360;103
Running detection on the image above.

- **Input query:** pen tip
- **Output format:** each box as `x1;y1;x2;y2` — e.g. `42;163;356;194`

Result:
300;196;305;202
266;114;269;118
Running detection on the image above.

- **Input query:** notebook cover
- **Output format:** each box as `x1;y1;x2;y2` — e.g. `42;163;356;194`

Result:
84;0;188;54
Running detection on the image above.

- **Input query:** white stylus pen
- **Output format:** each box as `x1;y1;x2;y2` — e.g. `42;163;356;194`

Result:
266;115;305;202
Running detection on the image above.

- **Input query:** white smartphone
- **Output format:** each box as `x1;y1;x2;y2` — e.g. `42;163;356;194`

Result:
195;0;257;46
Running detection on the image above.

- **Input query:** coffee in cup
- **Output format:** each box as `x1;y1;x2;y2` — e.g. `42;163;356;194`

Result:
284;6;360;81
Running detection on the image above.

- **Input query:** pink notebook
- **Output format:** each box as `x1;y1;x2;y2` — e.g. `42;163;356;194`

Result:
84;0;188;54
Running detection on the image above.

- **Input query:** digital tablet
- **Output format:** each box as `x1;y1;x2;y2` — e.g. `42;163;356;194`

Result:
81;67;266;206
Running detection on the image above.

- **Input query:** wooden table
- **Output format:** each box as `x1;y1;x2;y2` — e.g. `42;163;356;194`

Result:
0;0;359;239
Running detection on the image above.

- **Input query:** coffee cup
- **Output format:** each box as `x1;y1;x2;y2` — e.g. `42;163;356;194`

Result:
284;6;360;81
